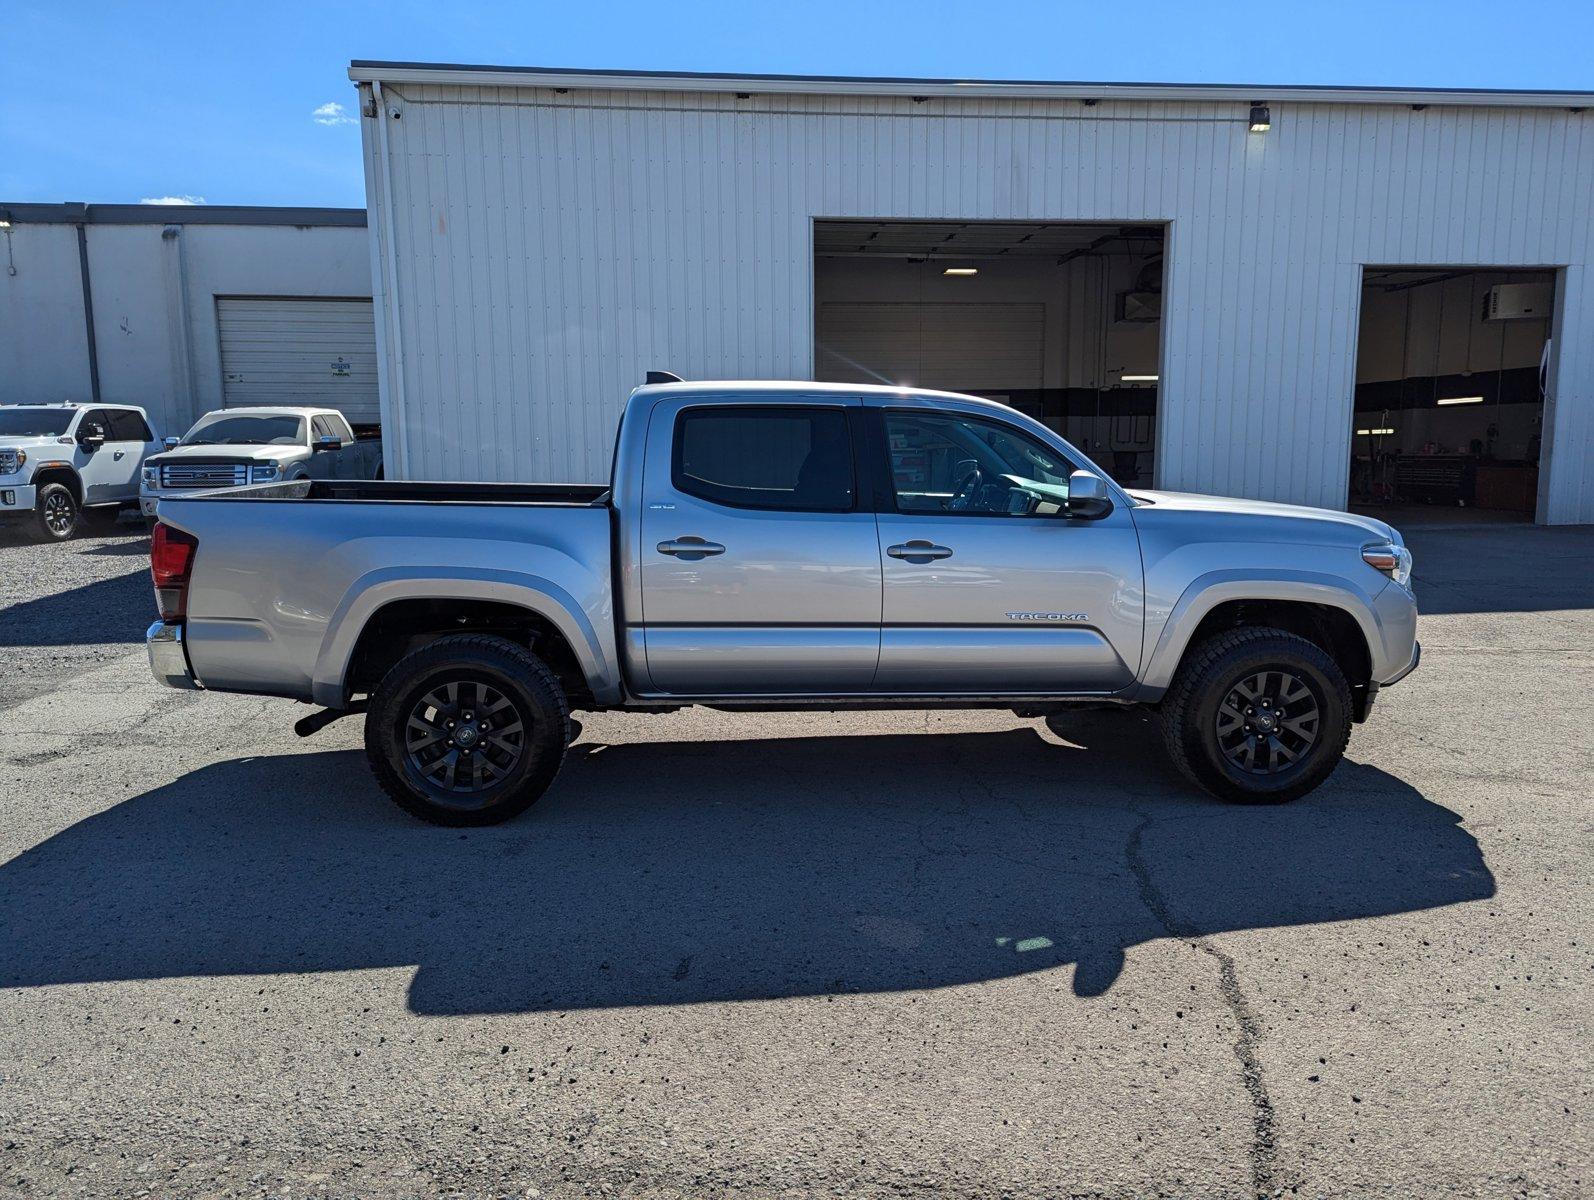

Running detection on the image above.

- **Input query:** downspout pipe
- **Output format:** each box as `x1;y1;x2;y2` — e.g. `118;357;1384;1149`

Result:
74;214;102;402
161;224;199;425
369;79;410;478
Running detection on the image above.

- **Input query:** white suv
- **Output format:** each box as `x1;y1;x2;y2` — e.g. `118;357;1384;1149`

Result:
0;403;163;541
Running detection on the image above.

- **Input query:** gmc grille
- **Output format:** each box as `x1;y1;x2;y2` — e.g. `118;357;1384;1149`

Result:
160;463;249;489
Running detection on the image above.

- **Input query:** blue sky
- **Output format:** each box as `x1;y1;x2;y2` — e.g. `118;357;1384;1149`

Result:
5;0;1592;208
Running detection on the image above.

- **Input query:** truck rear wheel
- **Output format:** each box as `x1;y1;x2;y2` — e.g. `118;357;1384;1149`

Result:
364;634;570;826
1158;628;1351;804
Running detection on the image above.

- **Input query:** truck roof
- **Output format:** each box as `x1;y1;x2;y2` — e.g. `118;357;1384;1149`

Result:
0;401;149;413
631;379;1004;407
196;406;349;418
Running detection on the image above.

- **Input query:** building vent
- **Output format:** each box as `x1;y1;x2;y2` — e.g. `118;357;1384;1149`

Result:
1482;282;1553;321
1115;291;1162;323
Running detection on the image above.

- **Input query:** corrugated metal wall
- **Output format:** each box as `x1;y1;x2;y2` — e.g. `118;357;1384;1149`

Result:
360;83;1593;522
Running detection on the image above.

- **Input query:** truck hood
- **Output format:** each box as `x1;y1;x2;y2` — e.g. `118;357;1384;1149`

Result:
1127;489;1401;544
0;434;76;455
148;443;302;465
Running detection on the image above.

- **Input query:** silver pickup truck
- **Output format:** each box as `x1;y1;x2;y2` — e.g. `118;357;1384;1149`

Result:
147;379;1418;825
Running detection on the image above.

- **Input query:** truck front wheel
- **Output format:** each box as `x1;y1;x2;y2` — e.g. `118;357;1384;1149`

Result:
365;634;571;826
31;482;81;542
1158;628;1352;804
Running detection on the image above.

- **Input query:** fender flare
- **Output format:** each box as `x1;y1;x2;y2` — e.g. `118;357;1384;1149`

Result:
1136;568;1388;696
310;566;619;708
28;463;84;503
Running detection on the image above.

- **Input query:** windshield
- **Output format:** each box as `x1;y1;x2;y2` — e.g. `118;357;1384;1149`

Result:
0;408;74;438
183;414;305;446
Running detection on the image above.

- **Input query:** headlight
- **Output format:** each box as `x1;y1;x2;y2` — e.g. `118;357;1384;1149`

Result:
0;448;25;475
1363;541;1413;587
249;462;281;483
141;465;159;488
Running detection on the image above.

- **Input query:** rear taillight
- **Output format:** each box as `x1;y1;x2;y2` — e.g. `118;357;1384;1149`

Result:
150;522;199;621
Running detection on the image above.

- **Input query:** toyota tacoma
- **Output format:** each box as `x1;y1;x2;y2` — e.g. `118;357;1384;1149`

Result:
146;379;1419;825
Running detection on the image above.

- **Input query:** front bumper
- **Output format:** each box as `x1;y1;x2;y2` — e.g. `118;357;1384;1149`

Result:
1383;639;1421;686
147;621;202;690
1;483;38;515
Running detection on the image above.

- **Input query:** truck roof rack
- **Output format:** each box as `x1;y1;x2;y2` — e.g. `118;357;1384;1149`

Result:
645;370;684;384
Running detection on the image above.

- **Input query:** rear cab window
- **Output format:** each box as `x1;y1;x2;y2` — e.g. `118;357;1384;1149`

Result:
673;406;856;512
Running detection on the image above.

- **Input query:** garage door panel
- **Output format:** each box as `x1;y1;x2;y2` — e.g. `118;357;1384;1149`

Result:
816;302;1044;392
217;298;380;424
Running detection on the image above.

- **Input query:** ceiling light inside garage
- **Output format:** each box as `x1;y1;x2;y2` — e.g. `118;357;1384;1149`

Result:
942;267;978;276
1121;374;1159;382
1436;395;1484;405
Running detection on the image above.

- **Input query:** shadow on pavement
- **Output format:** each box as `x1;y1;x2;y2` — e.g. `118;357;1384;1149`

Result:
0;717;1494;1014
0;566;151;647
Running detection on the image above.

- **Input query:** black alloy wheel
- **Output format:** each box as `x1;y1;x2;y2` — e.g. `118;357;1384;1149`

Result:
1158;627;1352;805
1213;668;1322;775
365;634;570;826
402;677;527;800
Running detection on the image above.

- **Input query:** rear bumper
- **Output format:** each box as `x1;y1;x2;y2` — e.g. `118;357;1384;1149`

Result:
147;621;202;690
0;484;38;515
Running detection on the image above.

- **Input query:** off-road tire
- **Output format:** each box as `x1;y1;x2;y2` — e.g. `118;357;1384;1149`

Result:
30;482;80;542
365;634;570;826
1158;627;1352;804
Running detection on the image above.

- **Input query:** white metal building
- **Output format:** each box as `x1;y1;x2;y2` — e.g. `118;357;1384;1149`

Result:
351;62;1594;524
0;203;377;438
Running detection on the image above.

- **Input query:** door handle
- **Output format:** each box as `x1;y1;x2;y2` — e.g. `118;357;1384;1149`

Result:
113;450;126;460
887;540;954;561
657;536;726;560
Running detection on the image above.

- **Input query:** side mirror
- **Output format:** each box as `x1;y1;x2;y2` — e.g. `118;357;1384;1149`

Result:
1065;470;1114;519
314;435;344;452
163;436;180;451
78;423;106;451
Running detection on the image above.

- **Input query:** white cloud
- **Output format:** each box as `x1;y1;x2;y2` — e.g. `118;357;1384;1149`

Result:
140;195;206;205
312;101;356;127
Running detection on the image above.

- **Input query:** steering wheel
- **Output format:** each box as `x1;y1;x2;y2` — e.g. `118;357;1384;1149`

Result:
948;464;984;512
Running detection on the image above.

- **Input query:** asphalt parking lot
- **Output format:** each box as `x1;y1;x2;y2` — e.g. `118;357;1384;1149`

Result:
1;518;1590;1199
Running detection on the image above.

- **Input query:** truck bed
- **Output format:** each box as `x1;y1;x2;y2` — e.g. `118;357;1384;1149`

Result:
155;479;620;707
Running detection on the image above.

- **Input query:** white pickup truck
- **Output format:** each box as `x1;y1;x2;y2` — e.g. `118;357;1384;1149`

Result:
139;406;382;519
0;402;163;540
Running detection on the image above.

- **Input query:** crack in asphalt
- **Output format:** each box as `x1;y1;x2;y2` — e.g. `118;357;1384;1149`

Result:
1125;813;1285;1199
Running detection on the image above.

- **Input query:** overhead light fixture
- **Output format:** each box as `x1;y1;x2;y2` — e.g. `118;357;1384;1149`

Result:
942;267;978;276
1121;374;1159;382
1356;427;1396;436
1437;395;1484;406
1249;103;1271;132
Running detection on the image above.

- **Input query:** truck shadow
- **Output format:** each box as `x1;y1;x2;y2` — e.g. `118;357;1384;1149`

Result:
0;565;151;647
0;717;1494;1015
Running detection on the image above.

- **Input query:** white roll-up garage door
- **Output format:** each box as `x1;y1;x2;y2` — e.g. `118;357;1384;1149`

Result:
217;297;381;424
816;301;1045;391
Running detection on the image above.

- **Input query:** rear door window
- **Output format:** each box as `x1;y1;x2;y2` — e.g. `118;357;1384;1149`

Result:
673;407;856;512
107;409;154;442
